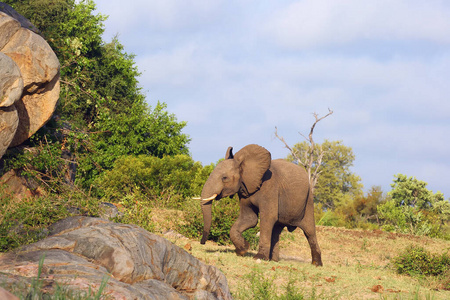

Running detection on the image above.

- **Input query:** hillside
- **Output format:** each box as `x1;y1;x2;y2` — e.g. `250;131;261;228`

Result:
165;223;450;299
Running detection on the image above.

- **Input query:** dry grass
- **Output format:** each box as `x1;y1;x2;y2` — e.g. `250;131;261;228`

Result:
165;225;450;299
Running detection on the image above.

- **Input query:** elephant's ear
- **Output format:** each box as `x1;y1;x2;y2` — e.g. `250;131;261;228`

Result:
234;144;271;195
225;146;234;159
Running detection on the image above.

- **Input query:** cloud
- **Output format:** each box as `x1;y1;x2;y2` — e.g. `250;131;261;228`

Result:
98;0;225;32
262;0;450;50
94;0;450;197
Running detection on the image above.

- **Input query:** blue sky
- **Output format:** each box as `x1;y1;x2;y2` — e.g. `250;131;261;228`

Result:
94;0;450;197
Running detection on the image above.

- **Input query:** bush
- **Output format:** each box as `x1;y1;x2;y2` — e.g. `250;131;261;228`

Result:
0;187;100;252
378;201;442;237
392;246;450;277
235;267;305;300
95;154;209;209
316;210;345;227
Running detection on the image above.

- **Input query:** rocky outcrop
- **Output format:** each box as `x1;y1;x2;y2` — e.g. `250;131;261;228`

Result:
0;2;60;158
0;169;44;199
0;217;232;300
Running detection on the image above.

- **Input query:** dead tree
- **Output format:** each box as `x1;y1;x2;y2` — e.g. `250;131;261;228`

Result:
274;109;333;196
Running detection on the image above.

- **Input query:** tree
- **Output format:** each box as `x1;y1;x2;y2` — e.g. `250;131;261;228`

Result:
3;0;190;190
287;140;363;209
275;110;362;209
388;174;445;209
335;185;387;228
275;109;333;194
378;174;450;237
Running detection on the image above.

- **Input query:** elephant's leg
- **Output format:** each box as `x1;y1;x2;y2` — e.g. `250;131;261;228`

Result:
269;223;284;262
300;225;322;266
253;213;277;261
230;204;258;256
298;194;323;266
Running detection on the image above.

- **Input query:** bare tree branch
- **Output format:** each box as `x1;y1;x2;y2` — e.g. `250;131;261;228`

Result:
274;108;333;195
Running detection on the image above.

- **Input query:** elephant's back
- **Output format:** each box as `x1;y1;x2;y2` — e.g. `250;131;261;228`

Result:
270;159;309;188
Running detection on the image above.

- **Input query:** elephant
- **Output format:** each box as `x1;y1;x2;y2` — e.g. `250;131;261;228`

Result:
197;144;322;266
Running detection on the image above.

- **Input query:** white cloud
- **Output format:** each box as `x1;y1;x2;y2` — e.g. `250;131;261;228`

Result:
97;0;225;32
262;0;450;49
93;0;450;197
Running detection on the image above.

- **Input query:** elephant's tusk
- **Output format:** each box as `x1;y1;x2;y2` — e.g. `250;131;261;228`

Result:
201;194;217;201
192;197;201;200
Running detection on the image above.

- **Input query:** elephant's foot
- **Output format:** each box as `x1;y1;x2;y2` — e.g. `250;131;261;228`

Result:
271;252;280;262
235;240;250;256
253;252;270;261
312;258;323;266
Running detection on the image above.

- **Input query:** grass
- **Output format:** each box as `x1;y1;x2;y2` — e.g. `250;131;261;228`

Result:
165;224;450;299
2;191;450;299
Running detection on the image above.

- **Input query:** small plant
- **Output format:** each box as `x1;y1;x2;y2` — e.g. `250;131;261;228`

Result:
361;238;369;251
392;246;450;277
236;267;277;300
279;274;304;300
235;267;305;300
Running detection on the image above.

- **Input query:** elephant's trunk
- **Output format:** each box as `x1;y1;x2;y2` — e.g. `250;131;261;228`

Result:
200;200;212;244
199;176;220;244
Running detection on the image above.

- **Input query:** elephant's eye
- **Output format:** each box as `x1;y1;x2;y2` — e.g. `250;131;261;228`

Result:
222;176;229;182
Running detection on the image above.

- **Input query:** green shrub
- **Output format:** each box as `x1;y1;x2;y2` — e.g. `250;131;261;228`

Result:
316;210;344;227
235;267;305;300
0;187;100;252
236;267;277;300
392;246;450;277
1;136;71;194
378;201;443;238
95;154;210;209
112;195;155;233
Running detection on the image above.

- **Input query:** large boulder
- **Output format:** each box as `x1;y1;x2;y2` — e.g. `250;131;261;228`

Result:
0;3;60;157
0;105;18;158
0;217;232;300
0;52;23;107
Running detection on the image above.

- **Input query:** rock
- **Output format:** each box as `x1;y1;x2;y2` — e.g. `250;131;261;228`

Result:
2;26;59;94
0;52;23;107
0;11;21;49
0;106;18;158
0;169;44;199
0;217;232;300
0;287;19;300
99;202;124;219
0;3;40;34
0;6;60;151
9;73;60;146
163;229;189;240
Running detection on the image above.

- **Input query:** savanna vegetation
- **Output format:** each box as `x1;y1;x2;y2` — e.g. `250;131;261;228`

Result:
1;0;450;299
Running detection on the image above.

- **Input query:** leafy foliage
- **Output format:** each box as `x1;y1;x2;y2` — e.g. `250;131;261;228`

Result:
393;246;450;277
0;186;99;252
235;267;305;300
333;186;387;229
2;0;190;190
378;174;450;238
288;140;363;210
96;154;206;208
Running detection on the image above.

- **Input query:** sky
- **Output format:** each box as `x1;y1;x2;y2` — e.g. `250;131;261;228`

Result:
93;0;450;197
